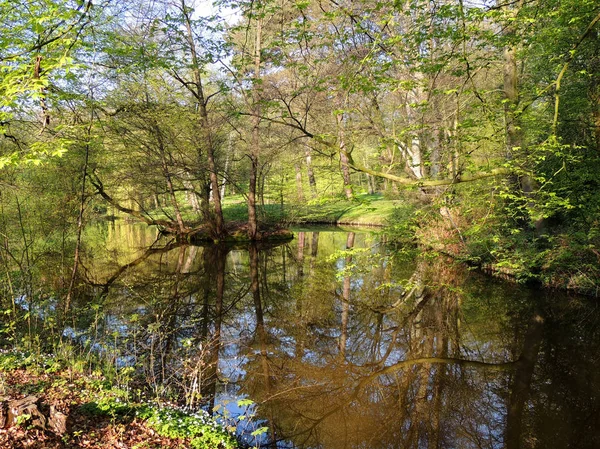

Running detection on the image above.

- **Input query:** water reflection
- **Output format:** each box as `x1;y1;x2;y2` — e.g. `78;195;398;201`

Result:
5;225;600;448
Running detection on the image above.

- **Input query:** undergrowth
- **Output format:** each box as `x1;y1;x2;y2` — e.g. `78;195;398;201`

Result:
0;349;240;448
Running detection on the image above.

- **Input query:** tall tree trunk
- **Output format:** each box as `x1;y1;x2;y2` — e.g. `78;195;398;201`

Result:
429;130;441;180
449;94;461;180
408;137;424;179
220;134;233;199
182;177;201;213
363;157;375;195
65;133;91;314
503;1;533;196
591;32;600;150
200;177;212;229
504;45;520;171
180;0;224;237
248;10;263;240
594;89;600;150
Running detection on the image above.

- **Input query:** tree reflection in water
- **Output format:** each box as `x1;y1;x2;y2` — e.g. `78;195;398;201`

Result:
13;226;600;449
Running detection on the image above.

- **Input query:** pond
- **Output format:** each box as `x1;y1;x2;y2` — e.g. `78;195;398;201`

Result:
9;221;600;448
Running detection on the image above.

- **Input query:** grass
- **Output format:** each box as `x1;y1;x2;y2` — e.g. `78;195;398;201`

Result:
221;193;408;227
117;193;409;229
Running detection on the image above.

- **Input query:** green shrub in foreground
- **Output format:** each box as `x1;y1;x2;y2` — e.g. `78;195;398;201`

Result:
137;405;238;449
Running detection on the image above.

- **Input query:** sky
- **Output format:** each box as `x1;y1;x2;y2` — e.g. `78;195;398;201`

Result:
192;0;239;23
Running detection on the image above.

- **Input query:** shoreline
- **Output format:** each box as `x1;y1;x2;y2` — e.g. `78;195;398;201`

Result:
284;217;599;298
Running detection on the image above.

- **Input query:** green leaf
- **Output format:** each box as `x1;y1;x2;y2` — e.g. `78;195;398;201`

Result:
251;426;269;436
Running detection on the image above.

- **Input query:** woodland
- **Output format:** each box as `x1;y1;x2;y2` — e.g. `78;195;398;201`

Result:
1;1;600;447
2;0;600;293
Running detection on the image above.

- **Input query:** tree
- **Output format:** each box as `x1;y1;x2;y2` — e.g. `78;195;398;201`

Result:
170;0;226;237
0;0;95;167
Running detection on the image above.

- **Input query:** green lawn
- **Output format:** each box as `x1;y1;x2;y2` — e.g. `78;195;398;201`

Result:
222;193;408;227
132;193;411;228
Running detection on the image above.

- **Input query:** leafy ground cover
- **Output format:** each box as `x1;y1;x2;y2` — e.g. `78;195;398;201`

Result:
406;194;600;296
0;351;237;449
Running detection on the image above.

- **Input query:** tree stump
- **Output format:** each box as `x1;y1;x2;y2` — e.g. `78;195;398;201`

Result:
47;405;68;434
0;396;67;435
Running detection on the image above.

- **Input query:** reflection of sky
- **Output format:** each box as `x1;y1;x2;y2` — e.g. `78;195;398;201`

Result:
31;224;599;449
213;392;272;447
220;320;249;383
214;317;272;447
14;295;29;310
15;294;58;317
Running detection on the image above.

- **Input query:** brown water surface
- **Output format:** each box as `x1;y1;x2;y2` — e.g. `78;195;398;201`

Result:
24;222;600;448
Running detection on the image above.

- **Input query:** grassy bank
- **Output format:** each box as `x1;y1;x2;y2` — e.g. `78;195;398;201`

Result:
109;191;599;296
409;200;600;297
220;193;408;227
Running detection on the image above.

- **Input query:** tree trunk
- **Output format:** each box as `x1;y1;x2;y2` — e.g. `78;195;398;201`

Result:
503;1;533;196
65;130;90;315
408;137;424;179
429;130;441;180
180;0;224;237
220;135;232;199
305;146;317;197
182;177;201;213
0;396;67;435
336;112;354;200
363;157;375;194
200;177;212;229
294;163;304;202
595;92;600;150
248;11;263;240
504;45;520;165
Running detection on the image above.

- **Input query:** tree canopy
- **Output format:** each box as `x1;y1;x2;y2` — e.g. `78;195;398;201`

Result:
1;0;599;291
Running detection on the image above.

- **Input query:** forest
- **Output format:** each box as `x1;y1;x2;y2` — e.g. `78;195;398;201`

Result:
1;0;600;448
1;0;600;291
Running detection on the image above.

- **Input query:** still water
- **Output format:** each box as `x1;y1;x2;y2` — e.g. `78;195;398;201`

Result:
31;222;600;448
